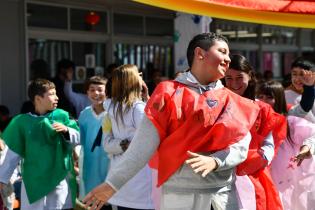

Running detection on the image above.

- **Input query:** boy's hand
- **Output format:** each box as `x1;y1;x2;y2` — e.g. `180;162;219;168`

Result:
120;139;130;152
65;68;74;81
0;139;5;151
141;81;150;102
185;151;218;177
83;182;116;210
294;145;312;166
52;122;68;133
300;70;315;86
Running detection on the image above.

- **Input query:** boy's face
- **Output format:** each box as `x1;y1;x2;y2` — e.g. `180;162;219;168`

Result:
198;40;231;82
87;84;106;106
36;88;58;112
291;67;304;91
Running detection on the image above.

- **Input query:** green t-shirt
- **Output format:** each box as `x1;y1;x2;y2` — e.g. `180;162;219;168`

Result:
2;108;79;204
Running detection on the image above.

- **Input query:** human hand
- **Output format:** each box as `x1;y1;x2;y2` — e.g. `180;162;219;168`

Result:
52;122;68;133
65;68;74;81
83;182;116;210
74;166;79;176
141;81;150;101
120;139;130;152
300;70;315;86
294;145;312;166
185;151;218;177
0;139;5;151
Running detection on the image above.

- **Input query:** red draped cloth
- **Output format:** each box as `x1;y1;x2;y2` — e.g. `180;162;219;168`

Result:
237;100;287;210
145;81;260;186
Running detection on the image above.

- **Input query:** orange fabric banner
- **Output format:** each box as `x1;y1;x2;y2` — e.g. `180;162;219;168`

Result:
202;0;315;14
134;0;315;28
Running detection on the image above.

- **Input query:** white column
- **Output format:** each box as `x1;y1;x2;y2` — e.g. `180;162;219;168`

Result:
174;13;212;72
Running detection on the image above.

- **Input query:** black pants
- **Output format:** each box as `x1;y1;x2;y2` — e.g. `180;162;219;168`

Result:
117;207;154;210
100;205;113;210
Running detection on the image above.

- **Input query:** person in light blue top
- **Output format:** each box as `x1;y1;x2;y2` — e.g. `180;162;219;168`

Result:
78;76;111;210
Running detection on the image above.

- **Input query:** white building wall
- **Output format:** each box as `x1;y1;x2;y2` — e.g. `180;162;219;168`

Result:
174;12;212;72
0;0;26;114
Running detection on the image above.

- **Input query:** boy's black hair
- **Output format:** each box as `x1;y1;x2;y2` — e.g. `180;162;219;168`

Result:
105;63;119;76
30;59;50;80
56;59;75;75
186;32;228;67
0;105;11;132
0;105;9;117
84;76;107;92
28;79;55;102
291;57;315;72
105;78;112;98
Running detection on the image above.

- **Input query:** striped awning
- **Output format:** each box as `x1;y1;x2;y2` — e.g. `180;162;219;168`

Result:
133;0;315;28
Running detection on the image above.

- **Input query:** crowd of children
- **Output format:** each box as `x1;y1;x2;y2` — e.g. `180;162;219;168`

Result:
0;32;314;210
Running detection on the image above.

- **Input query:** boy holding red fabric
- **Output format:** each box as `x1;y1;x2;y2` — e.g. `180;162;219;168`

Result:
83;33;260;210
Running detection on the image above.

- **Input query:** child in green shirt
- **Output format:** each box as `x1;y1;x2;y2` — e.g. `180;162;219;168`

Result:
0;78;80;210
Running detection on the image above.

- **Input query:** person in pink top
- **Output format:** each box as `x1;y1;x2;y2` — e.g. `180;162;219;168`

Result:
257;80;315;210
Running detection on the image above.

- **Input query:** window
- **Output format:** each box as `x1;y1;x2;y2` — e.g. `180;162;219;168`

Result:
114;13;144;35
262;26;297;45
28;39;70;78
27;4;68;29
212;19;258;43
71;9;108;33
300;29;314;47
72;42;106;80
146;17;173;36
114;43;173;79
27;3;175;83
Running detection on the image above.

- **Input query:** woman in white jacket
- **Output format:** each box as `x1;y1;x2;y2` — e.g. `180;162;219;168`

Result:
102;64;154;210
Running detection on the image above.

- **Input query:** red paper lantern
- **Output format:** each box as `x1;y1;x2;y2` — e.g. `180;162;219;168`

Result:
85;11;100;26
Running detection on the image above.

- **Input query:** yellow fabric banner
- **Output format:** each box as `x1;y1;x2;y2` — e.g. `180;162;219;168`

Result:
134;0;315;28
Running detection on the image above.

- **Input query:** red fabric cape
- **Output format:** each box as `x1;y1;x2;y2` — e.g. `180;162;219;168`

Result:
202;0;315;14
237;100;287;210
145;81;260;186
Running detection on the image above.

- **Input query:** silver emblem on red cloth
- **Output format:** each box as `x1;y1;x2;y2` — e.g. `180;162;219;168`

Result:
206;99;218;108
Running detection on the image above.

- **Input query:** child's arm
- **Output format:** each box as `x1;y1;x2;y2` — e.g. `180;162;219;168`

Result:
235;132;274;176
0;140;5;165
102;113;128;156
259;132;275;164
186;132;251;176
0;139;4;151
83;115;160;209
64;81;89;108
0;148;21;188
141;80;150;102
295;135;315;166
63;68;88;106
288;70;315;116
186;151;218;177
103;129;127;156
52;122;80;146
